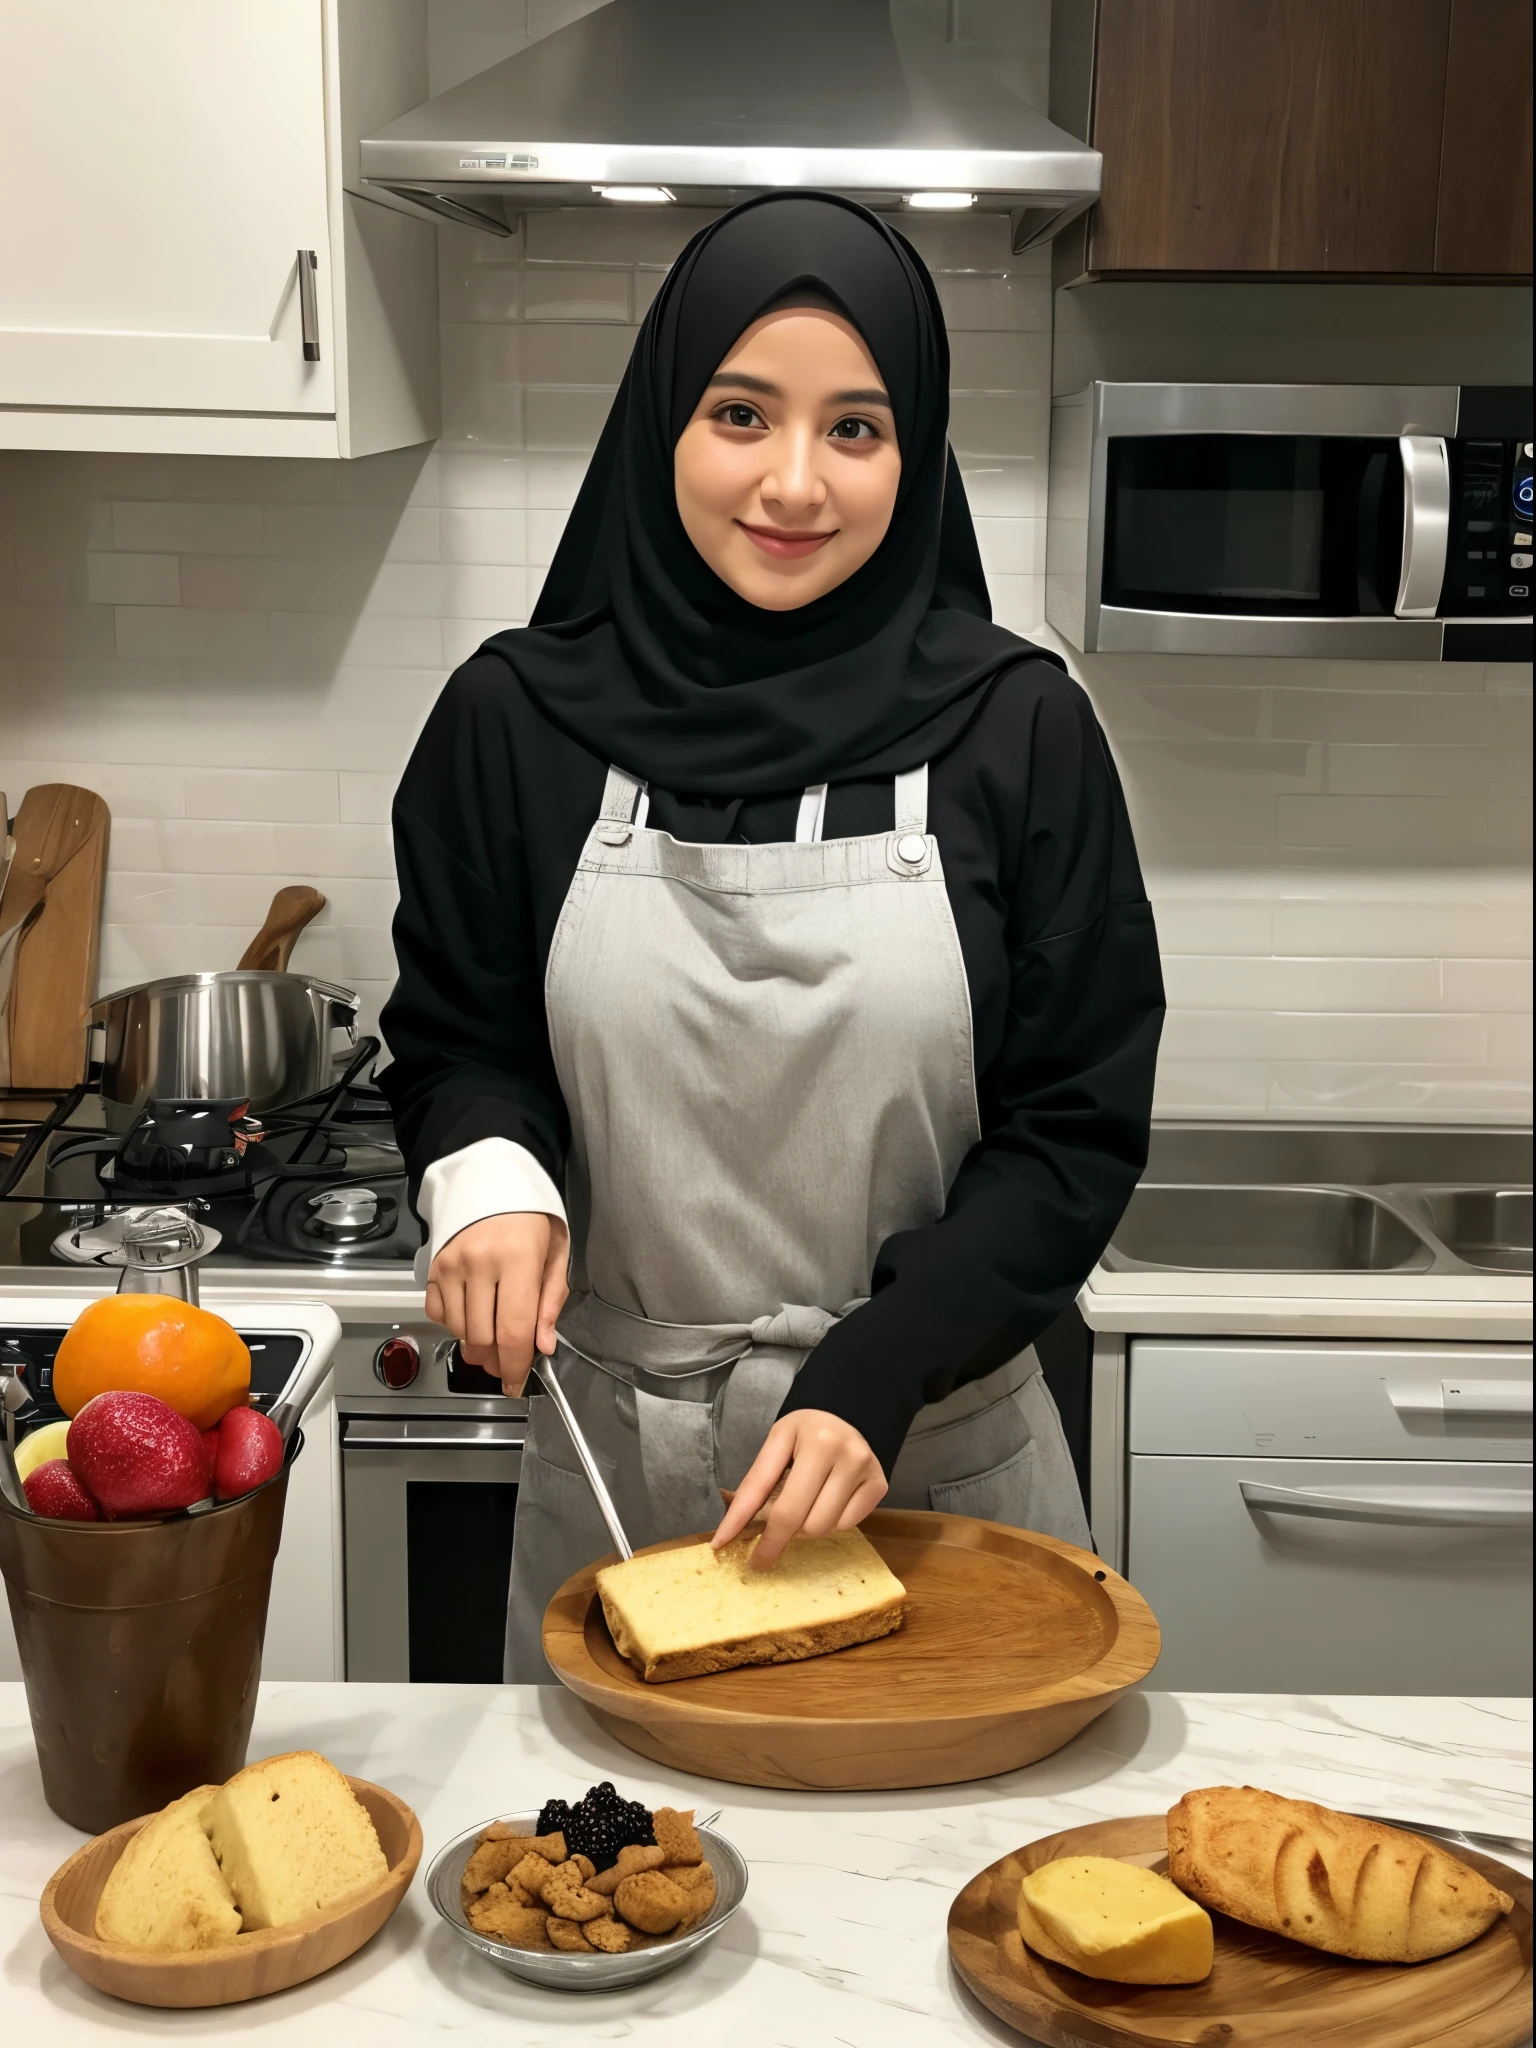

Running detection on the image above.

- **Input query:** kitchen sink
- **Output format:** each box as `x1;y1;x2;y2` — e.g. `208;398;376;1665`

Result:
1395;1188;1533;1275
1103;1185;1436;1274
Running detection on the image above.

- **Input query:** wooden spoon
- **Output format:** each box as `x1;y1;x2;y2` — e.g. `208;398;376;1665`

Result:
238;886;326;973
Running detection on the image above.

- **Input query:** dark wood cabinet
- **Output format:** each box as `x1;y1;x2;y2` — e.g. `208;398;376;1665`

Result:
1051;0;1534;282
1435;0;1535;272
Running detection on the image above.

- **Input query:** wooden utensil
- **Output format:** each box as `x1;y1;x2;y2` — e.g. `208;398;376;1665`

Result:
39;1775;421;2009
947;1813;1532;2048
0;783;110;1095
237;885;326;973
543;1508;1161;1791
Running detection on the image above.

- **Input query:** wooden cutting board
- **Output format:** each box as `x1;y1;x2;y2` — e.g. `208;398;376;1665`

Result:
543;1508;1161;1791
0;783;110;1094
947;1813;1533;2048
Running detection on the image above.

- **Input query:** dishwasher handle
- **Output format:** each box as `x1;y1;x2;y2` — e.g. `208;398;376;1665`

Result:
1240;1480;1533;1530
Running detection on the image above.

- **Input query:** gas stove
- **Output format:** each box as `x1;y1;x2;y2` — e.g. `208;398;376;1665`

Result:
0;1063;423;1279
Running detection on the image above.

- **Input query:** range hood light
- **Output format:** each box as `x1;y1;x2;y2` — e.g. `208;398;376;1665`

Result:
906;191;976;209
594;184;676;204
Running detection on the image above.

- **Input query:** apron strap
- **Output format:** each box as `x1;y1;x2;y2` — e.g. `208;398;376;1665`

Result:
598;765;649;840
893;763;929;836
794;784;828;843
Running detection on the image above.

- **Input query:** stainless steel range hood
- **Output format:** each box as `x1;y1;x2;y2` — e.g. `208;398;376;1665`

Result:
360;0;1100;250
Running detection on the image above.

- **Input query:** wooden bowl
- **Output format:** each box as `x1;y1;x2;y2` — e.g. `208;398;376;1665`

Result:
39;1776;422;2009
948;1813;1534;2048
544;1508;1161;1791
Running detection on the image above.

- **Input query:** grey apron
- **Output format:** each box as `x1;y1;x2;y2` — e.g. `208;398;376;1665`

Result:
506;762;1090;1680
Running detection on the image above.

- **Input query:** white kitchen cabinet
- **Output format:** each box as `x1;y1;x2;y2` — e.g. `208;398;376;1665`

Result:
0;0;437;458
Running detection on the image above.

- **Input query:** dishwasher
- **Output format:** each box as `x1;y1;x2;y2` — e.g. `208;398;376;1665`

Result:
1126;1340;1532;1693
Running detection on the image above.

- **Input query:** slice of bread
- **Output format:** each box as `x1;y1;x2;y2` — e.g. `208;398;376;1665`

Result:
596;1526;906;1682
204;1750;388;1931
94;1786;240;1952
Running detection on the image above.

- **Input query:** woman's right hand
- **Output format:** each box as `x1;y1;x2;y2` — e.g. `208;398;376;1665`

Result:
425;1212;570;1396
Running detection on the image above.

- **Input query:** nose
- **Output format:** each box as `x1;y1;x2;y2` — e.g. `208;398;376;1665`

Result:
760;424;826;518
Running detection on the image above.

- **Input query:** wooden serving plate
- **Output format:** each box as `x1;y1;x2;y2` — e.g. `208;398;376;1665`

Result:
39;1776;422;2009
543;1508;1160;1791
947;1814;1534;2048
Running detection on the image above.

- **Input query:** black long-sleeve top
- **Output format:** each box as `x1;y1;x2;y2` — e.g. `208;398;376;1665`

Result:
378;648;1164;1478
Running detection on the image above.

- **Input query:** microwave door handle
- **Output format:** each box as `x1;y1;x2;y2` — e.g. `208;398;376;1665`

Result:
1395;436;1450;618
1241;1479;1531;1530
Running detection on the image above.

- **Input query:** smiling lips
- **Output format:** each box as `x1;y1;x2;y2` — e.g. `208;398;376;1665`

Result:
736;520;837;559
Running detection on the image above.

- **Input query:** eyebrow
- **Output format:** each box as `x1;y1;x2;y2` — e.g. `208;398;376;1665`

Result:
706;371;893;408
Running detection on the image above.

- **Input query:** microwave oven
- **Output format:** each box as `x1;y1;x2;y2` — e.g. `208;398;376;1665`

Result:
1045;383;1533;660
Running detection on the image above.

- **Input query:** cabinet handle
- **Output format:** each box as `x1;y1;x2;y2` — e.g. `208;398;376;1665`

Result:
1395;435;1449;618
1240;1479;1531;1529
297;248;321;363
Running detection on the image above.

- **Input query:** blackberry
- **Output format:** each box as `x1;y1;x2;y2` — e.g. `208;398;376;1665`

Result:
536;1796;573;1840
557;1780;656;1872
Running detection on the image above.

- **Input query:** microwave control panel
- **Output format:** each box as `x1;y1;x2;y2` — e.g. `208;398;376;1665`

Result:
1443;436;1535;615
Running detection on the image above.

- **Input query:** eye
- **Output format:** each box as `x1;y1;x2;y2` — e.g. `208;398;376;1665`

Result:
829;416;880;442
716;402;765;430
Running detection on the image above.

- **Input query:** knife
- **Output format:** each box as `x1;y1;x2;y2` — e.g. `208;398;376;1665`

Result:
1350;1809;1532;1857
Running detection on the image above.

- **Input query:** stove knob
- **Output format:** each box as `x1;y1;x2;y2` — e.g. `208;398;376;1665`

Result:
373;1335;420;1389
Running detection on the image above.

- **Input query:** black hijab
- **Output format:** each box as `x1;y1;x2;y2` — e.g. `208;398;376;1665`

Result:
481;191;1059;797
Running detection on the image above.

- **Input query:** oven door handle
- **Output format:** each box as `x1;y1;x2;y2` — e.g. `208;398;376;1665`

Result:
1395;435;1450;618
1240;1479;1531;1529
342;1419;526;1450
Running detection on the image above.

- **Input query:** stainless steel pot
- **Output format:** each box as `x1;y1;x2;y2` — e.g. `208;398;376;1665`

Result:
88;971;359;1127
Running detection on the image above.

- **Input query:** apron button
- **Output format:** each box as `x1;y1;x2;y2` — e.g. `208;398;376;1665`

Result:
896;833;927;865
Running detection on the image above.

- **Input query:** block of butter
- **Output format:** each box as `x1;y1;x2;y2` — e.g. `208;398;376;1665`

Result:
1017;1856;1214;1985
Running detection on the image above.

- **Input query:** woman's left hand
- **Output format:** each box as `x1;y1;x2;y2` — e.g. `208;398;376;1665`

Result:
713;1410;888;1569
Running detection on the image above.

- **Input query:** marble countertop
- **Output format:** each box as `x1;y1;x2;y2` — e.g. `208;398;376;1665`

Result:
1;1683;1530;2046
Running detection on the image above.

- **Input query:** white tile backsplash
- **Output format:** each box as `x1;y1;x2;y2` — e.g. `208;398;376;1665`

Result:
0;0;1529;1121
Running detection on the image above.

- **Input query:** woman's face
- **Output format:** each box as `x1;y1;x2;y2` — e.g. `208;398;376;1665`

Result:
673;306;901;611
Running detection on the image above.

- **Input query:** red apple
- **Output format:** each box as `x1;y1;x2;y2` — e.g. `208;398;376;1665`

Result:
66;1391;213;1518
23;1459;102;1521
211;1405;285;1501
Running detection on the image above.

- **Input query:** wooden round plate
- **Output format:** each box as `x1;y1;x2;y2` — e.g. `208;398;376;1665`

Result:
947;1813;1534;2048
543;1507;1160;1791
39;1776;422;2009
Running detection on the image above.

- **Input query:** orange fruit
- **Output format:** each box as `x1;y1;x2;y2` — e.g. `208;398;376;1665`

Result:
52;1295;250;1430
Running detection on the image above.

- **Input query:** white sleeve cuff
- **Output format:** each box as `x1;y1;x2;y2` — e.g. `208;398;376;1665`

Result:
416;1136;567;1280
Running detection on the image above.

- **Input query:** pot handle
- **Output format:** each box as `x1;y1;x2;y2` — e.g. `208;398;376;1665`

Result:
328;992;359;1045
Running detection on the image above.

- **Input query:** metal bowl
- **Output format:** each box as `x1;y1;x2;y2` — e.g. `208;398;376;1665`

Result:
424;1809;748;1992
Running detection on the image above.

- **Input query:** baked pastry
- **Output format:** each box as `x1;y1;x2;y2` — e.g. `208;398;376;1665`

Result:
203;1750;387;1931
1015;1856;1213;1984
94;1786;239;1952
596;1527;905;1682
1167;1786;1515;1963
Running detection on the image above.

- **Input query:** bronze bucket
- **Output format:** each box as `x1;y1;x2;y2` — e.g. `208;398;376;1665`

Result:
0;1434;300;1833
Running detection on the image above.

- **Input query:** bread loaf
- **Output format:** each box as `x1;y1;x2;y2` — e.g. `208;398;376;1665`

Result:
94;1786;240;1952
1167;1786;1514;1963
596;1527;905;1682
204;1750;387;1931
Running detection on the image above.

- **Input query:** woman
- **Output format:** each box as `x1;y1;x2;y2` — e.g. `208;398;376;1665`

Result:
380;193;1164;1681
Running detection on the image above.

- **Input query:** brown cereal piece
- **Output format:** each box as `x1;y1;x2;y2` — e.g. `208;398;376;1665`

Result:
510;1851;555;1901
567;1853;596;1884
614;1869;689;1935
546;1917;592;1952
522;1830;567;1863
461;1871;537;1918
583;1915;639;1955
666;1859;717;1926
652;1807;703;1867
468;1893;553;1950
588;1843;667;1896
462;1835;521;1894
542;1862;611;1923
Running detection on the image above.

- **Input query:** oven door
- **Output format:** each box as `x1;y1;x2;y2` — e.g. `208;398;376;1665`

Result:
341;1414;523;1682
